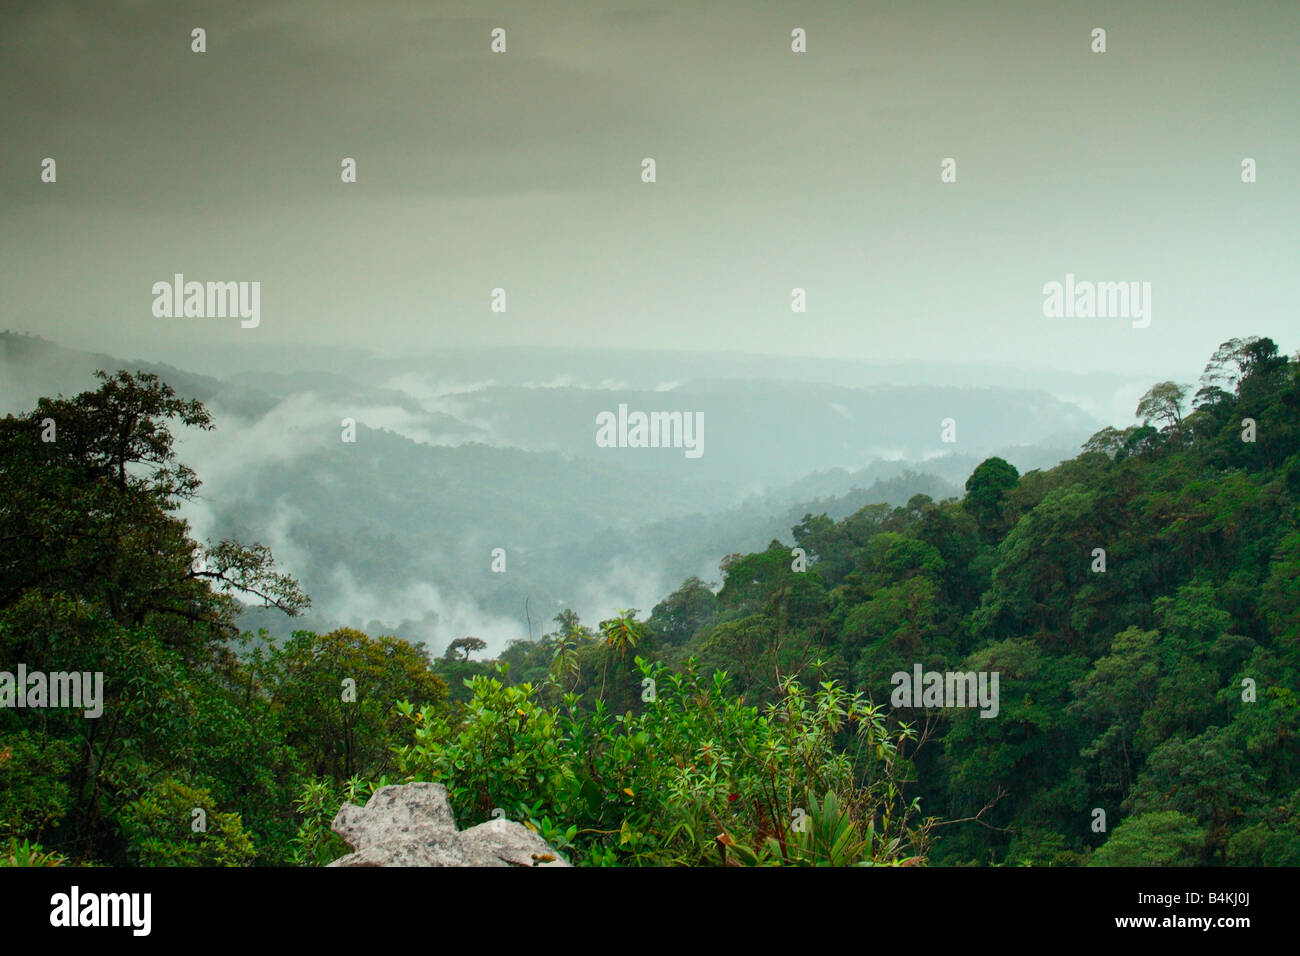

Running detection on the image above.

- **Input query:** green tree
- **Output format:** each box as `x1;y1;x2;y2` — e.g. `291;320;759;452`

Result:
258;627;447;783
445;636;488;661
1125;725;1266;862
648;577;717;646
1135;381;1191;440
963;457;1020;540
1068;627;1160;800
0;370;308;648
1090;811;1207;866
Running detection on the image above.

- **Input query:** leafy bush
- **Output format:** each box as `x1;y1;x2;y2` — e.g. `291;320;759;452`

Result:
290;776;380;866
117;778;256;867
1089;811;1208;866
0;732;75;842
395;658;931;866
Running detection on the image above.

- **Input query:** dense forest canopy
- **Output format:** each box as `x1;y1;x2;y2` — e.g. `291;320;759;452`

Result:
1;337;1297;866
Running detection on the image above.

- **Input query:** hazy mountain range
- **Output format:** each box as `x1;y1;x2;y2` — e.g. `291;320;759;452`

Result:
1;330;1127;654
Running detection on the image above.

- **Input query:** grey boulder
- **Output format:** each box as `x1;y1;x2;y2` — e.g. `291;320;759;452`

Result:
327;782;570;867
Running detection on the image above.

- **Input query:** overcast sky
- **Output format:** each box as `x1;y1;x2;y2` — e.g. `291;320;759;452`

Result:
2;0;1296;378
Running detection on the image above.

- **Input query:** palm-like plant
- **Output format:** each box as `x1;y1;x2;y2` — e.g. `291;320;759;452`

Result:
598;608;641;700
719;791;875;867
773;791;872;866
1;838;67;867
547;628;582;693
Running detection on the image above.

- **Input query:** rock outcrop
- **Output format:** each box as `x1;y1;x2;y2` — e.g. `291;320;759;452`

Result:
327;782;570;867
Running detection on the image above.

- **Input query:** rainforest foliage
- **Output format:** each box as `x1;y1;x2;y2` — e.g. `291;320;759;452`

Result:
2;337;1298;866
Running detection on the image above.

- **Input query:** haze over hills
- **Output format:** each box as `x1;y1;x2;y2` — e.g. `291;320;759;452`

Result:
1;330;1115;653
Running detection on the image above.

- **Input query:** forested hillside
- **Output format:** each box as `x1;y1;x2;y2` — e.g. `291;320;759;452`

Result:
470;334;1300;866
2;336;1297;866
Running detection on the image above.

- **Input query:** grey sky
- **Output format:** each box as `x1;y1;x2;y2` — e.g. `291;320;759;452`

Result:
3;0;1296;378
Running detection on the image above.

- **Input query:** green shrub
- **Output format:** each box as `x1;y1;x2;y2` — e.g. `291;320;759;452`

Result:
395;658;931;866
118;778;256;866
0;838;67;867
